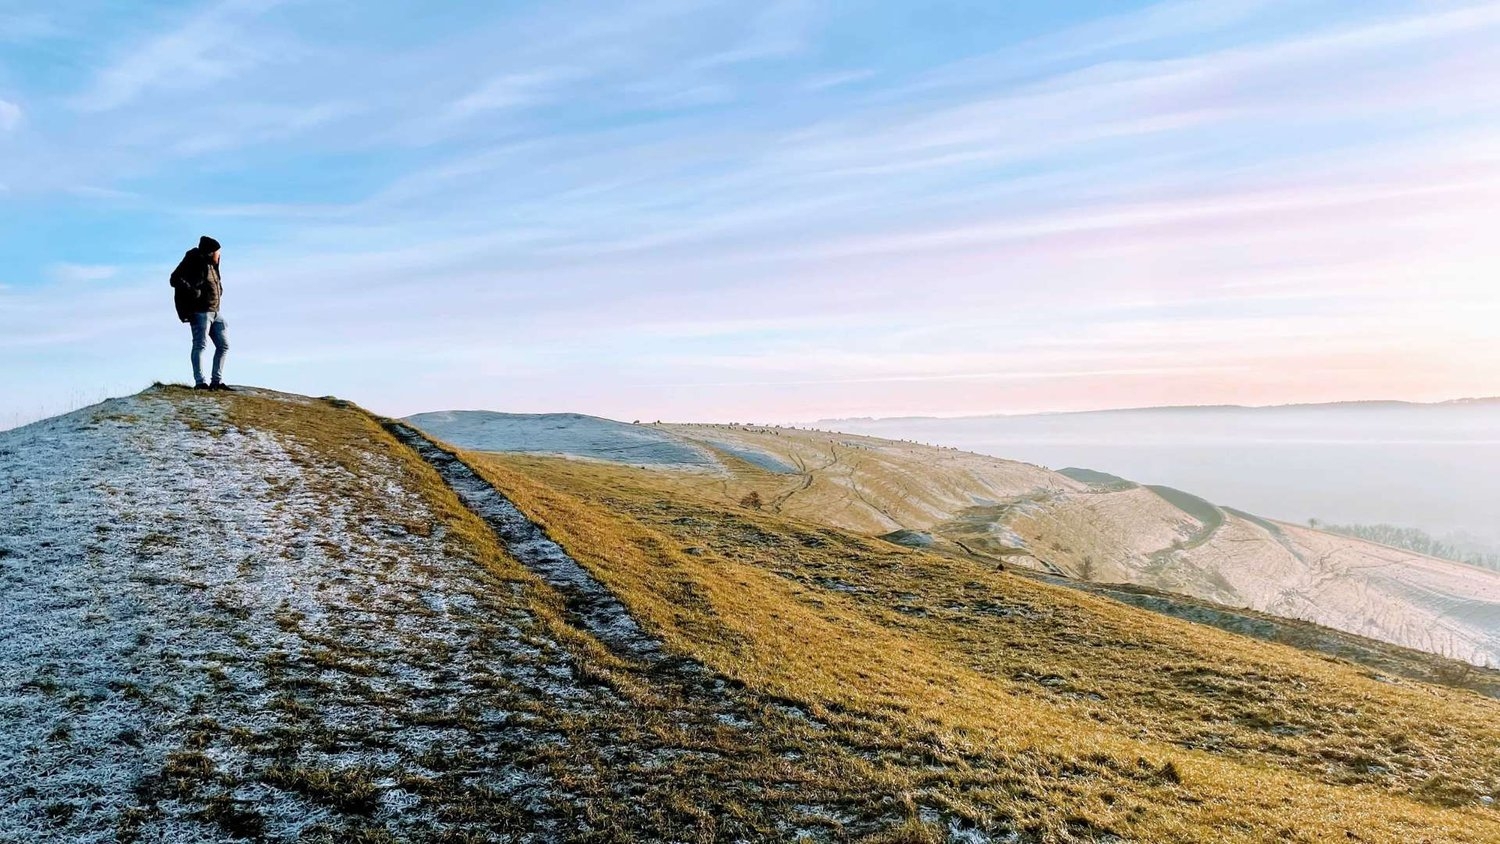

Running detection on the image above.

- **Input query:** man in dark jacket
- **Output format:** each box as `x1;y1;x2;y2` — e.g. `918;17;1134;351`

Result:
169;236;232;390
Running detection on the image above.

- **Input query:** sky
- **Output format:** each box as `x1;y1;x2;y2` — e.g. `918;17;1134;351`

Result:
2;0;1499;428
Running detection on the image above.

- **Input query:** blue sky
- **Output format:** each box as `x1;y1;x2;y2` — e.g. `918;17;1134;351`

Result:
2;0;1499;427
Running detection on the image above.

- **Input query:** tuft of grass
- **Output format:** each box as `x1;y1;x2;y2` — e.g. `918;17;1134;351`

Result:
263;765;382;814
199;793;265;839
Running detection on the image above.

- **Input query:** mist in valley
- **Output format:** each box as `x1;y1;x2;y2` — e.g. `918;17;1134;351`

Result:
824;400;1500;559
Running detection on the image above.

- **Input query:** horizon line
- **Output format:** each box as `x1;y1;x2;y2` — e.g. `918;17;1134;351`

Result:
807;394;1500;425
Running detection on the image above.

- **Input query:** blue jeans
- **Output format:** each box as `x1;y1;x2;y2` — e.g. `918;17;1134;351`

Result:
189;311;228;386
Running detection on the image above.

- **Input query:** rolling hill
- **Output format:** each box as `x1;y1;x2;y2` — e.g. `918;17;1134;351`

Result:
2;388;1498;843
815;401;1500;554
412;411;1500;669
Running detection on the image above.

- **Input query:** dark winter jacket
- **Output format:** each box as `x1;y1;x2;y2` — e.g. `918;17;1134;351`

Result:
169;247;222;322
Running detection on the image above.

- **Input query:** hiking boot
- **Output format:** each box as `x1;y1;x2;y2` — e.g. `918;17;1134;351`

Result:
194;382;211;390
210;382;235;392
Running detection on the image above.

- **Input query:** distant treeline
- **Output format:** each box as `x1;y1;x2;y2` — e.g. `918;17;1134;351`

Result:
1310;519;1500;572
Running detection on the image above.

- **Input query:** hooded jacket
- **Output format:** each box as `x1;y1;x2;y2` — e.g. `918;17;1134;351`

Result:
170;237;222;322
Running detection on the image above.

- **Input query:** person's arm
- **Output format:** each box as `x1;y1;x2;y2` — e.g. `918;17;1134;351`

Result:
169;255;194;290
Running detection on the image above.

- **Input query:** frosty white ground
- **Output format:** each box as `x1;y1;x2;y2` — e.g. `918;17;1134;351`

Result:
0;390;596;841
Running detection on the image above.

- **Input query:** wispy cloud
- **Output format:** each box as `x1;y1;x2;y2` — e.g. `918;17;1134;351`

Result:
689;0;816;68
48;263;118;283
169;100;357;155
72;0;290;112
797;165;1500;260
776;2;1500;181
3;0;1499;426
802;69;875;91
447;69;576;119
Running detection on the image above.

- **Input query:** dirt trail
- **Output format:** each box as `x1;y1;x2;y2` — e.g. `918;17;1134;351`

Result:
769;446;838;514
379;418;842;728
384;421;663;662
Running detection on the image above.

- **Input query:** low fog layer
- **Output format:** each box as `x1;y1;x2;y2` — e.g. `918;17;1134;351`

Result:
822;400;1500;549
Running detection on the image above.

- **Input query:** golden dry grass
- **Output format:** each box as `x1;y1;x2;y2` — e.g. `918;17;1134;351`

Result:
650;423;1072;538
466;451;1500;843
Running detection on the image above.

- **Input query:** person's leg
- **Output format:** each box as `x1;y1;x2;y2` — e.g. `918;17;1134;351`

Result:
189;312;210;386
208;315;229;386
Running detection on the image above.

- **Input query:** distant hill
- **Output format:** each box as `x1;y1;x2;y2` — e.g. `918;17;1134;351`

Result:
817;396;1500;425
414;411;1500;668
804;399;1500;560
405;410;720;469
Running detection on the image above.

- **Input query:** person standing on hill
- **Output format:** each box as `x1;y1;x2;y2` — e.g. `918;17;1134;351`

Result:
169;236;233;391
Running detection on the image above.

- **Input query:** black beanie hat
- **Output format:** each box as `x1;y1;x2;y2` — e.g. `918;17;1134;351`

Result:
199;235;221;253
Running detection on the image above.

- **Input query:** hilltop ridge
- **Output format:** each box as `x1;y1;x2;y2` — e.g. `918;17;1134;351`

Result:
2;387;1498;842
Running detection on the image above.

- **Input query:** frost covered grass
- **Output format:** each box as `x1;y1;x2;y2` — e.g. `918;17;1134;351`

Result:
1;387;584;841
467;451;1500;843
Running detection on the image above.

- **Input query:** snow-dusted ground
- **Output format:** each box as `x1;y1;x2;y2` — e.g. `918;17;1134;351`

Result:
1261;522;1500;666
657;425;1500;667
1007;488;1500;666
0;390;870;842
1027;498;1500;667
0;391;590;841
688;437;801;474
1006;487;1201;581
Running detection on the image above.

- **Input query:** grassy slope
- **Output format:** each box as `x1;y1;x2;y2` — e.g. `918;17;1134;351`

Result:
467;451;1500;843
621;424;1500;668
660;424;1077;537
